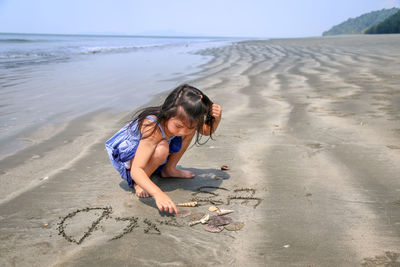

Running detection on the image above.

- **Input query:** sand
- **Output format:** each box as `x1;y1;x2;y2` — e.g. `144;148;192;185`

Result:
1;35;400;266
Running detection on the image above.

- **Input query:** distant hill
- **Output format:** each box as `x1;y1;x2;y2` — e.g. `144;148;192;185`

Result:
322;8;399;36
364;9;400;34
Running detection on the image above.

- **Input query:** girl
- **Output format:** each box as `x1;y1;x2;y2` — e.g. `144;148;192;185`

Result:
105;84;222;215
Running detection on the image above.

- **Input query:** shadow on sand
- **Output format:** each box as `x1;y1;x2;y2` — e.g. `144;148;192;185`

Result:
119;166;231;216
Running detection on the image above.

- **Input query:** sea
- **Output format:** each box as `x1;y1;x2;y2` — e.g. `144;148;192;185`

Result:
0;33;246;158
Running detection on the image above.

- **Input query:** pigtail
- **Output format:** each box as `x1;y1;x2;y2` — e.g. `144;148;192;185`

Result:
201;94;214;126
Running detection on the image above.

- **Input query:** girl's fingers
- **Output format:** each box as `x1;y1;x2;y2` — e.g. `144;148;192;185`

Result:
169;204;177;215
212;111;221;118
154;193;177;214
172;204;178;215
157;202;177;215
157;203;163;211
211;104;222;117
166;203;175;214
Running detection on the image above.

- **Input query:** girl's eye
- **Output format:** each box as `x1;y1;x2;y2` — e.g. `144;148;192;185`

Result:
175;124;183;128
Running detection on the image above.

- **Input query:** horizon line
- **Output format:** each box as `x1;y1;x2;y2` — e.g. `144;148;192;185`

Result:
0;31;265;39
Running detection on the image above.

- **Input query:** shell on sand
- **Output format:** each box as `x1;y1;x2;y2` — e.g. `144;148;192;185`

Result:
208;206;219;212
189;220;200;226
189;212;206;221
208;215;233;226
220;165;229;171
176;210;191;218
224;221;244;231
217;209;234;216
177;201;198;207
204;224;224;233
189;214;209;226
200;214;210;224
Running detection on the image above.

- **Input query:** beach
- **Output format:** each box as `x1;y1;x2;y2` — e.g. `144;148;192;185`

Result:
1;34;400;266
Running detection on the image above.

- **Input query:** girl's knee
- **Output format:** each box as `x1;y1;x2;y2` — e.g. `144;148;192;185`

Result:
153;140;169;162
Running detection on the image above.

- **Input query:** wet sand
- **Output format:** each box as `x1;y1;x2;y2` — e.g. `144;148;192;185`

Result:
1;35;400;266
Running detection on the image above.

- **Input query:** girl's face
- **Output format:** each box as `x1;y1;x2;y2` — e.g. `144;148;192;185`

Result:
165;116;196;137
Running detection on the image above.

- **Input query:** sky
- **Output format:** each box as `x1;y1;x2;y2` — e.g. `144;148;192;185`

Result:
0;0;399;38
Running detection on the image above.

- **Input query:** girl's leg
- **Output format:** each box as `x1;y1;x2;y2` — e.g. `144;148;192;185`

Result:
161;132;195;178
133;140;169;198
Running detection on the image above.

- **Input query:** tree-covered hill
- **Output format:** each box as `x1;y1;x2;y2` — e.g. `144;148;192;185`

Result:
364;9;400;34
322;8;399;36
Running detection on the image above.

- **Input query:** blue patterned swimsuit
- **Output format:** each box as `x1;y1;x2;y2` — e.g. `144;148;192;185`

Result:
105;116;182;188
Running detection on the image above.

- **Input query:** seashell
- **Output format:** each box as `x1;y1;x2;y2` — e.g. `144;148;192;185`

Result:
217;209;234;216
177;201;198;207
208;206;219;212
189;212;205;221
224;221;244;231
208;215;233;226
176;210;191;218
189;214;209;226
189;220;200;226
200;214;210;224
204;224;224;233
220;165;229;171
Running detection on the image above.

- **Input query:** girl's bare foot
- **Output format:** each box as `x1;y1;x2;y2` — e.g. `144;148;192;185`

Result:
133;183;150;198
161;167;195;178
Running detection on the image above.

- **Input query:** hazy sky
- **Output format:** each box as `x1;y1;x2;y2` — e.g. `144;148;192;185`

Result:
1;0;399;37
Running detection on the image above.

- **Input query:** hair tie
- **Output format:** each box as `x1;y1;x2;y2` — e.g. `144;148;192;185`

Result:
200;94;203;100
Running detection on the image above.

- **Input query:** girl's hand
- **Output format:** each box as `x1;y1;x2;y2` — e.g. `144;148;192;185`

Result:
201;103;222;135
210;104;222;122
154;192;178;215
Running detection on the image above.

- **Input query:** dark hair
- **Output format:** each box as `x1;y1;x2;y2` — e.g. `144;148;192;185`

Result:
130;84;214;145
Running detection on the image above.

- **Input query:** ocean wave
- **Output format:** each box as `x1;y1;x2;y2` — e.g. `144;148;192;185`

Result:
0;38;47;43
0;53;58;59
0;43;171;60
82;44;165;54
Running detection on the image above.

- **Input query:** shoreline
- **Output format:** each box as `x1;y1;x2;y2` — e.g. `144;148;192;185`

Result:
1;35;400;266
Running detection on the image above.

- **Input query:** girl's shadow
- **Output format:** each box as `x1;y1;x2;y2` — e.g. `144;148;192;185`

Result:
119;166;230;216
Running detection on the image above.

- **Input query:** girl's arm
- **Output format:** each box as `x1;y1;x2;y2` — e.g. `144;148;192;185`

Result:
130;125;178;215
201;104;222;136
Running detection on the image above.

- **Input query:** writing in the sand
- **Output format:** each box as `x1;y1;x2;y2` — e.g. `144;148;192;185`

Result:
57;187;262;244
57;207;163;245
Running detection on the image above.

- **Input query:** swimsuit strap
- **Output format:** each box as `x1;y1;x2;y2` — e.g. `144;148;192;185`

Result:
145;115;166;139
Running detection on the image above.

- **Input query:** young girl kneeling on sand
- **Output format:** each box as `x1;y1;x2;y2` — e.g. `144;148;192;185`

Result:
105;84;222;215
